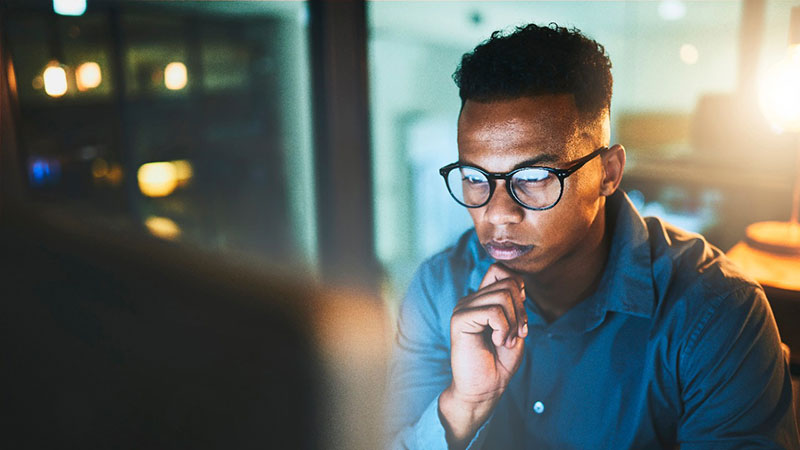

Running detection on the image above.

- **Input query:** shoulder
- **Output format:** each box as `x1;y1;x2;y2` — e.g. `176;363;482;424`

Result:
645;216;761;303
406;228;484;310
643;217;769;354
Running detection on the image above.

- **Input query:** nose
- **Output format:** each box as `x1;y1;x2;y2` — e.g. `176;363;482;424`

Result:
484;180;525;225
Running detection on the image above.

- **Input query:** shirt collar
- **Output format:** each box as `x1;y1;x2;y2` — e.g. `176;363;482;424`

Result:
595;190;655;319
466;190;656;320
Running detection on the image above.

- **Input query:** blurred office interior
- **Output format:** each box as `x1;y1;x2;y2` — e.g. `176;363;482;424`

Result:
3;0;799;300
1;0;800;446
369;0;799;301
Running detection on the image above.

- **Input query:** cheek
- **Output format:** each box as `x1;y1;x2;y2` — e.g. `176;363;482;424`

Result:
467;208;481;226
467;209;489;238
466;200;592;246
572;165;604;200
524;210;571;242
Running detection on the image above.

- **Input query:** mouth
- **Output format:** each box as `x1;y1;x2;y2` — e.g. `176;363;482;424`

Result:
483;240;534;261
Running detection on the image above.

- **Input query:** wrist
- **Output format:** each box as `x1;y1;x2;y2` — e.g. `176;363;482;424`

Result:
438;385;499;448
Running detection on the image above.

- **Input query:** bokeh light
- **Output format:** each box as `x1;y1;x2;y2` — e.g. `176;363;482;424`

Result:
138;162;178;197
53;0;86;16
144;216;182;240
28;157;61;187
172;159;194;186
91;158;109;179
759;44;800;133
680;44;699;65
658;0;687;21
106;163;124;187
76;62;102;91
43;65;68;97
164;62;188;90
32;75;44;90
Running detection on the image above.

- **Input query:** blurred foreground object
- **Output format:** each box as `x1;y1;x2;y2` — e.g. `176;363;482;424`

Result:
0;201;389;449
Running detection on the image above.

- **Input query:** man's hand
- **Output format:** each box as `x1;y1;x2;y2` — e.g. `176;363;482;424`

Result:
439;263;528;448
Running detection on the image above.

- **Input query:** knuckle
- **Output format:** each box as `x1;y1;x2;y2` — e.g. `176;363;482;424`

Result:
486;304;503;315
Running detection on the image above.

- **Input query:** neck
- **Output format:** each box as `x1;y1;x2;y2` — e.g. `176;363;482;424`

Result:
522;204;610;323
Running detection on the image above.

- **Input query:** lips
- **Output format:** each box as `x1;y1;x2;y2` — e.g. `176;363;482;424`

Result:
484;240;534;261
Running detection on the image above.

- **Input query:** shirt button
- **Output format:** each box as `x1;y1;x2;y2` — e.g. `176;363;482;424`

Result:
533;401;545;414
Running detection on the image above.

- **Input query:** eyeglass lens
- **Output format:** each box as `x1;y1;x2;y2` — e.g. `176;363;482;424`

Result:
446;167;561;209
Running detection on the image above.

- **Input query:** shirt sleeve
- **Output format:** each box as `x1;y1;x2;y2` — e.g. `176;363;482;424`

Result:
676;284;800;449
384;261;493;449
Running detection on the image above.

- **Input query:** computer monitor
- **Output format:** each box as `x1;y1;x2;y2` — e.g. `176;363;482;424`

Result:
0;203;389;450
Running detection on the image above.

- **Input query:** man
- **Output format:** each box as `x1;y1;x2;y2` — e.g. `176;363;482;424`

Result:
386;23;799;449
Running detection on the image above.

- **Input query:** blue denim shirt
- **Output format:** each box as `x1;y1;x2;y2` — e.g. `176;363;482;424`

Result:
386;191;799;449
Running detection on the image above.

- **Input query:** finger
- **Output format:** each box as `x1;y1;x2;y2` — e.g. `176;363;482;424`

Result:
479;263;523;290
457;277;521;308
477;281;525;344
488;279;526;338
517;285;528;338
477;271;527;341
455;287;518;347
452;304;513;348
479;264;524;307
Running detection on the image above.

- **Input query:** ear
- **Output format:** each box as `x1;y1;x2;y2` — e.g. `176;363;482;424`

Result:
600;144;625;196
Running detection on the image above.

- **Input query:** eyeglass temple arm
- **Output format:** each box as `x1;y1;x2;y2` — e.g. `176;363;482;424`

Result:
558;146;609;177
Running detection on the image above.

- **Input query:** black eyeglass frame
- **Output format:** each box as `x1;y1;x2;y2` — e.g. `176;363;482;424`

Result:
439;146;610;211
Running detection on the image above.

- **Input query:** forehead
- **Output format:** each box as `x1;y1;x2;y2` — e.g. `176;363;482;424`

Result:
457;95;581;167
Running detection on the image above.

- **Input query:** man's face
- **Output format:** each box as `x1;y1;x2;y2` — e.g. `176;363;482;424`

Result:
456;94;608;275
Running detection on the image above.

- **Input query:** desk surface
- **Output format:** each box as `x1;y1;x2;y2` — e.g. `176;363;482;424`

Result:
727;242;800;292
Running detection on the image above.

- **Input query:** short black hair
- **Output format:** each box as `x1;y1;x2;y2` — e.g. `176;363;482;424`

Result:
453;23;613;120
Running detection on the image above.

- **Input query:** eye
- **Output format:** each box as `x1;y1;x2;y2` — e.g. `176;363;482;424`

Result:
514;169;549;184
459;168;487;185
463;174;485;184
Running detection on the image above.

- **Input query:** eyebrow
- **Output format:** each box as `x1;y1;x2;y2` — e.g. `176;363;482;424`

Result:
511;153;562;169
458;152;563;172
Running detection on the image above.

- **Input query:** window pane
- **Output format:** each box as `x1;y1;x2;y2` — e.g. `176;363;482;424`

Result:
4;1;316;271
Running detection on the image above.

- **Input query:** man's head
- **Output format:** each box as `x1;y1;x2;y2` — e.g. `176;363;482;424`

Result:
453;23;613;124
449;24;625;277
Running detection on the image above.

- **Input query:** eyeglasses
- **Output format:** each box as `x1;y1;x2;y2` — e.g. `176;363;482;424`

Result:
439;146;609;211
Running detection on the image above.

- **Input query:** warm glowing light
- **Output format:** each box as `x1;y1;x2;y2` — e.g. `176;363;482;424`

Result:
43;65;68;97
144;216;182;240
171;160;194;186
759;45;800;133
106;164;124;187
53;0;86;16
658;0;686;21
91;158;123;186
138;162;178;197
76;62;102;91
7;60;17;94
164;62;187;90
680;44;699;65
91;158;109;179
